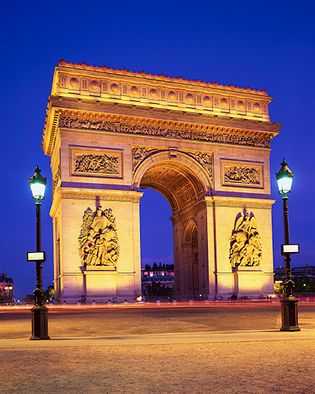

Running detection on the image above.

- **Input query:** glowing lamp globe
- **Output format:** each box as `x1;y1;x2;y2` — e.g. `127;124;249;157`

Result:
276;160;293;196
29;165;46;200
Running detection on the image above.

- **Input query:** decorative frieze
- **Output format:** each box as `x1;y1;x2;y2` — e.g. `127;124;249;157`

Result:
221;160;263;188
60;116;270;149
70;146;123;178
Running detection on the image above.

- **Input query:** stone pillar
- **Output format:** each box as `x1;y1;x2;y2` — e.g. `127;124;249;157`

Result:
50;188;142;302
206;196;274;299
173;201;209;300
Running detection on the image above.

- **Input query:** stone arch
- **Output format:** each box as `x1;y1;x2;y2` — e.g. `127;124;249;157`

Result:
133;151;213;214
183;218;198;243
180;218;204;299
44;62;277;303
133;152;210;299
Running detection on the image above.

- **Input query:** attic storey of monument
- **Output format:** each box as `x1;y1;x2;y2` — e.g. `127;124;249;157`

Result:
43;61;280;301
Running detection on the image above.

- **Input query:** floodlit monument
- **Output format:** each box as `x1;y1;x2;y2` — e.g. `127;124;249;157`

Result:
43;61;280;301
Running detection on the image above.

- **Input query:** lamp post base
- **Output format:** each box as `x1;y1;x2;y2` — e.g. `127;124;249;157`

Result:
30;304;50;340
280;295;300;332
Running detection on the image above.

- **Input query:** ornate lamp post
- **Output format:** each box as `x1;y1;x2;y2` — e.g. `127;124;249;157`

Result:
276;160;300;331
29;165;50;340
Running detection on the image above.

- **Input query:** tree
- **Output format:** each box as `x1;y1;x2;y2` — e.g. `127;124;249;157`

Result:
23;285;55;303
22;294;34;303
43;285;55;302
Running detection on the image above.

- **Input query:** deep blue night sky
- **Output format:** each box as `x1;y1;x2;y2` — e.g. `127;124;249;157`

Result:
1;1;314;298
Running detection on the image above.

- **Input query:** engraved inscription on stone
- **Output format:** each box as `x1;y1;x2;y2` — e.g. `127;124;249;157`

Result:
78;206;119;268
229;211;262;268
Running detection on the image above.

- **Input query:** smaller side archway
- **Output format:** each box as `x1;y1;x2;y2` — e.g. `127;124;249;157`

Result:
177;219;209;299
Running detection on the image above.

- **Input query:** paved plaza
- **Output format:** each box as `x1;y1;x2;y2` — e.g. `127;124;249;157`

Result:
0;302;314;393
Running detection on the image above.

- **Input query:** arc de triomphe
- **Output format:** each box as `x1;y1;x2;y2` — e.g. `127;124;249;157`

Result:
43;61;280;301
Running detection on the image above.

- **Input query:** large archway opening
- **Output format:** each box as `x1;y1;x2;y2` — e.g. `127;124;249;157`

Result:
140;189;174;299
137;157;210;300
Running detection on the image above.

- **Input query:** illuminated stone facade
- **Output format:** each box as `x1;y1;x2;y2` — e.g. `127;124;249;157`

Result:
43;61;280;301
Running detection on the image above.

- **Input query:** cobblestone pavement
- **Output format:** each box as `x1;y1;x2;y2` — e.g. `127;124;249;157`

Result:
0;302;314;393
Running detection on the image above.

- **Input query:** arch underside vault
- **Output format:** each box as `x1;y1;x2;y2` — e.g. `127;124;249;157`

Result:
139;159;210;299
140;160;205;214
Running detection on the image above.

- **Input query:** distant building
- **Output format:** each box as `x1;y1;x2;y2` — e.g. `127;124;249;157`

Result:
141;264;175;297
0;274;14;303
274;265;315;280
274;266;315;293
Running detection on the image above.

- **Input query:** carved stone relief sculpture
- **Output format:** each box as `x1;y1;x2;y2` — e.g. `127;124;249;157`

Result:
60;116;271;148
132;146;213;181
187;152;213;180
78;206;119;268
74;153;119;175
225;166;260;185
229;211;262;268
222;160;263;188
71;147;123;178
132;146;160;173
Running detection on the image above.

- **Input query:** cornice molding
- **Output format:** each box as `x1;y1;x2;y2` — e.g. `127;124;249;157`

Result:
205;195;275;209
61;187;142;201
43;101;279;156
50;187;143;218
48;96;280;131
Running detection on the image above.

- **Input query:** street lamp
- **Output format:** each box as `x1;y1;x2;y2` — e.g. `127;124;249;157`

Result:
29;165;50;340
276;159;300;331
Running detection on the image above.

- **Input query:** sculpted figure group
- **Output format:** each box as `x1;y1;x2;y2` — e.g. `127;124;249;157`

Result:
229;211;262;268
224;166;260;185
78;206;119;267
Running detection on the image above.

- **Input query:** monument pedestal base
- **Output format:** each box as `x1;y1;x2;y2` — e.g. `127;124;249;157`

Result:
30;305;50;340
280;296;300;331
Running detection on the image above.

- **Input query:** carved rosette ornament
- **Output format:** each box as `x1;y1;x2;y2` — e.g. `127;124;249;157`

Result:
78;206;119;268
229;211;262;268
